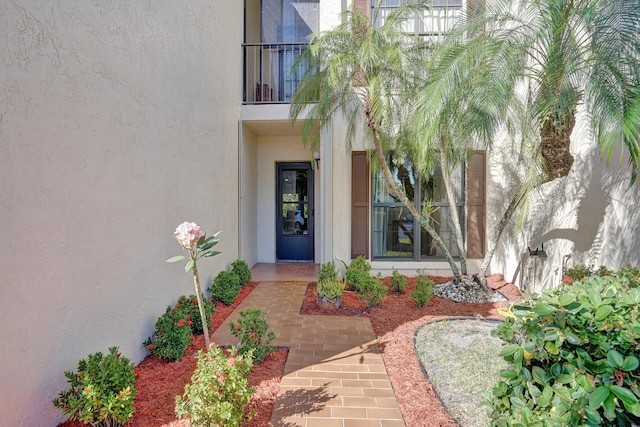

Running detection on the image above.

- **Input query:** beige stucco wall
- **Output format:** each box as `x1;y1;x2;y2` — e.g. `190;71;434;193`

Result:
0;1;242;425
486;109;640;291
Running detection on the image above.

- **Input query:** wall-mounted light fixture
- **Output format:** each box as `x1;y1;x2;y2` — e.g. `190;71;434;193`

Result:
313;151;320;170
528;242;548;258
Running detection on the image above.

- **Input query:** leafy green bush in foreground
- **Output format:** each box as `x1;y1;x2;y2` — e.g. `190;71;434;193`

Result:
485;272;640;426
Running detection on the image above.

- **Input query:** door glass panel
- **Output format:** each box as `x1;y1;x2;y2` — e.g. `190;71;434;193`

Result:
280;169;308;235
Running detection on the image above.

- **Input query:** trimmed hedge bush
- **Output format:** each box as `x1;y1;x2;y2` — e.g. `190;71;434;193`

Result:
485;272;640;426
231;259;252;287
209;270;241;305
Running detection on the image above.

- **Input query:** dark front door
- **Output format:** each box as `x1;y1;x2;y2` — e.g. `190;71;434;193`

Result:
276;162;313;261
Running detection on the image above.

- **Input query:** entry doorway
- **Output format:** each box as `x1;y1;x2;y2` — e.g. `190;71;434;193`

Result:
276;162;314;261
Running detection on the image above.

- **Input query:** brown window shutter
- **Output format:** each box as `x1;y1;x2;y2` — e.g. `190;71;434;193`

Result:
351;151;370;259
353;0;370;17
467;151;486;258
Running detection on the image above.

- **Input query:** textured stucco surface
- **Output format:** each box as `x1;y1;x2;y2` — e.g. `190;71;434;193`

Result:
485;107;640;291
0;1;242;425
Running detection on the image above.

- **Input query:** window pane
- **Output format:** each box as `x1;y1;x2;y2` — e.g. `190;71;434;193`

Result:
262;0;319;43
372;206;414;258
419;206;462;257
421;164;463;204
372;161;416;203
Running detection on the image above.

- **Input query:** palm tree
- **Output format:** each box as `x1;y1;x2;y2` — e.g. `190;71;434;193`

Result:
434;0;640;275
290;1;471;279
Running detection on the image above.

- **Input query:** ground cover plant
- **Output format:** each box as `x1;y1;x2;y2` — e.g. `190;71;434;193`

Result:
486;268;640;426
415;319;508;427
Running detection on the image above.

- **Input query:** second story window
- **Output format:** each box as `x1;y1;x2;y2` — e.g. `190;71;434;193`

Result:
244;0;319;104
373;0;463;39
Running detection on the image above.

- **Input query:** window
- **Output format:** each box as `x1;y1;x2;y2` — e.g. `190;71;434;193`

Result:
372;0;463;39
371;154;464;259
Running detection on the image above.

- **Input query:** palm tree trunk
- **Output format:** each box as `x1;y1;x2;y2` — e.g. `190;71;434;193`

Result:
440;144;467;275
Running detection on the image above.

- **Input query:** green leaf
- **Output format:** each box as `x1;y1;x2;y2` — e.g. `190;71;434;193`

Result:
532;302;557;316
603;393;616;419
559;293;576;307
611;385;640;410
589;386;610;409
584;407;602;425
185;259;195;273
499;344;521;357
532;366;549;385
622;355;639;371
510;396;526;407
203;251;221;258
607;349;624;369
555;373;573;385
166;255;186;263
576;374;594;393
564;331;580;345
594;305;613;321
545;341;559;355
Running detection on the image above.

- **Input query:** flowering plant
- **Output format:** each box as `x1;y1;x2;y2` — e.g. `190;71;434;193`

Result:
175;344;255;427
167;221;221;348
230;308;276;364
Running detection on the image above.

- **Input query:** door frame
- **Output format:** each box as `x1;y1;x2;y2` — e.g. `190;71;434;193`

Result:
275;162;314;261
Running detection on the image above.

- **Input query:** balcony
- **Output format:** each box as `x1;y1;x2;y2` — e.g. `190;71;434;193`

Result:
243;42;310;105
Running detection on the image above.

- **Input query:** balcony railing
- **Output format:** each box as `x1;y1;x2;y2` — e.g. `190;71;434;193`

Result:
243;42;310;105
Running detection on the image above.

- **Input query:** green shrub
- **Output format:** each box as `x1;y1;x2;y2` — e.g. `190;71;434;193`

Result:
345;255;371;291
175;294;216;335
318;261;340;284
615;264;640;289
316;277;345;301
348;270;386;307
175;345;255;427
485;274;640;426
411;275;433;307
389;268;408;294
231;259;252;287
230;308;276;364
144;305;193;362
53;346;136;427
209;270;242;305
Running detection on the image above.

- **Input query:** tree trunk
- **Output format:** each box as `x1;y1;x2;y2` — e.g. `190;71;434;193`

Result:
440;144;467;275
191;261;211;349
479;190;521;276
540;109;576;180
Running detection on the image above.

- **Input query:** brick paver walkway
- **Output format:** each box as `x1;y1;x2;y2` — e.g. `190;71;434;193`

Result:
210;280;406;427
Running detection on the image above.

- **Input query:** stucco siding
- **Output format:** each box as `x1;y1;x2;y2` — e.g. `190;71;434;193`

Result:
0;1;242;425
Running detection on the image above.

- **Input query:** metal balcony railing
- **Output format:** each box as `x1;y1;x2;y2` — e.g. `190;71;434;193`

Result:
243;42;311;105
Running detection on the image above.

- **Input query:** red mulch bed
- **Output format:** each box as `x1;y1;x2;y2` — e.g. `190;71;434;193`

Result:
301;274;522;427
58;282;287;427
58;275;522;427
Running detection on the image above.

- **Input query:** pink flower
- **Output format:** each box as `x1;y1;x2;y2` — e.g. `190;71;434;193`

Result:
227;357;236;367
562;276;573;283
174;222;205;249
147;343;154;350
177;319;186;327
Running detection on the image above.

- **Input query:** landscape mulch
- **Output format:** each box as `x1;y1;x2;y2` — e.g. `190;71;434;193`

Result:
58;275;521;427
